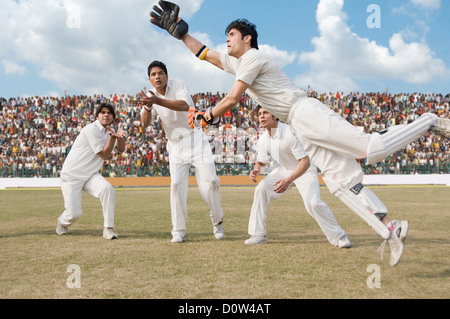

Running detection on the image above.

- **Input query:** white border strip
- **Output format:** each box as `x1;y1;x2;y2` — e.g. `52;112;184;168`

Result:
1;174;449;189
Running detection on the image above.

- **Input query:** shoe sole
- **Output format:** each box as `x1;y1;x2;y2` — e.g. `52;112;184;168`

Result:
103;235;118;239
390;221;409;266
399;221;409;241
245;239;267;245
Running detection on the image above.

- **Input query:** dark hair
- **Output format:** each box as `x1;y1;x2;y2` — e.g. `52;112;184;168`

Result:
225;19;259;49
255;104;278;120
147;60;168;77
95;103;115;118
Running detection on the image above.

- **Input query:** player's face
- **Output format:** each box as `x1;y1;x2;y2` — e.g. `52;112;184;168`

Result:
258;107;276;129
97;107;114;127
149;67;168;94
226;29;251;58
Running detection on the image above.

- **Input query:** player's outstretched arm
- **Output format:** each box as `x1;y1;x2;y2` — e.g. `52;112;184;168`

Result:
181;34;223;70
187;80;249;129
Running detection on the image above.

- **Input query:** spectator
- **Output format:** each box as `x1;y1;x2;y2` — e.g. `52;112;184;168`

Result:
0;91;448;177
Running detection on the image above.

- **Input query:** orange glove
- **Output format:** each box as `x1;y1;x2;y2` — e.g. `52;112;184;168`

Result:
188;107;208;128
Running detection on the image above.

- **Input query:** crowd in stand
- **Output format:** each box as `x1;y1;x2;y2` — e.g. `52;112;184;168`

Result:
0;89;449;178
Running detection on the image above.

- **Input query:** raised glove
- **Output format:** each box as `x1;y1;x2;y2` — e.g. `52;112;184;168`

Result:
188;107;220;129
150;0;189;39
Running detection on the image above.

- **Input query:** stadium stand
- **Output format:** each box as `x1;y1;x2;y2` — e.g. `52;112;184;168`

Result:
0;90;449;178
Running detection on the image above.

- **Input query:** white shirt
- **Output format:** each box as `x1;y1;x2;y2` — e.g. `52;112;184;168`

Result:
257;122;316;173
150;78;195;141
220;49;306;122
61;120;110;181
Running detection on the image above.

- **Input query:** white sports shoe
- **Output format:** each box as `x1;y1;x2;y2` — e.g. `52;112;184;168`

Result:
213;221;224;240
337;234;351;248
378;220;408;266
244;235;267;245
56;219;69;235
428;113;450;138
171;235;183;243
103;227;118;240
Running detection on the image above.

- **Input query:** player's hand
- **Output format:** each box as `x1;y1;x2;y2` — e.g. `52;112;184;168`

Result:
249;168;260;183
150;0;189;40
138;90;154;112
115;123;127;139
188;107;220;128
188;107;208;128
274;178;290;193
108;123;127;139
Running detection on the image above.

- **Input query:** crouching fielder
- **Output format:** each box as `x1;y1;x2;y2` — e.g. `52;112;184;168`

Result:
56;103;127;239
246;106;350;248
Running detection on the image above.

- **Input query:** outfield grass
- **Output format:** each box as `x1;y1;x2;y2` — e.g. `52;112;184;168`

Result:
0;185;449;299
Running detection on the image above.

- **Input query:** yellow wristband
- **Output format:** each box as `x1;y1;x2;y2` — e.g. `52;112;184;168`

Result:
199;48;209;61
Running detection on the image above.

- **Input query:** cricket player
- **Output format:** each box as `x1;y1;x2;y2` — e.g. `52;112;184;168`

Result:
247;106;351;248
56;103;127;239
149;1;450;265
139;60;224;243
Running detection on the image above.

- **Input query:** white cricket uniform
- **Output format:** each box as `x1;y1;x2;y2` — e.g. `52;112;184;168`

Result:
220;49;367;190
221;49;435;238
150;78;223;237
249;122;345;245
58;120;116;228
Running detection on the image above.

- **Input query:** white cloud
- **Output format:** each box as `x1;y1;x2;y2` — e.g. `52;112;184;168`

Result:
295;0;448;93
259;45;297;68
0;0;233;96
410;0;441;10
2;59;26;75
2;0;447;97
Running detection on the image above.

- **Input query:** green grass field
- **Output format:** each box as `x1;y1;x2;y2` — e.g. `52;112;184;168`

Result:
0;185;449;299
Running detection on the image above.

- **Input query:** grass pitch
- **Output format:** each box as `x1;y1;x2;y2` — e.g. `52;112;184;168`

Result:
0;185;449;299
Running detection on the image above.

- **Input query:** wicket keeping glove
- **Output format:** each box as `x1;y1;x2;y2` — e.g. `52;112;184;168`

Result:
150;0;189;40
188;107;220;129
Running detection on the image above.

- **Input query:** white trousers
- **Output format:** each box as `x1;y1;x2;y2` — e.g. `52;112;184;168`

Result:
286;97;436;238
287;97;437;192
167;130;223;237
248;167;345;246
58;172;115;228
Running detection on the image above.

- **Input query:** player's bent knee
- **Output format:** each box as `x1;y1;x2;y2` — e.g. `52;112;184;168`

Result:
310;199;327;210
207;178;220;191
99;183;115;195
65;209;83;223
255;180;268;193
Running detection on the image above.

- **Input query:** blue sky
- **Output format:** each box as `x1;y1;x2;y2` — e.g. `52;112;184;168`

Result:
0;0;449;98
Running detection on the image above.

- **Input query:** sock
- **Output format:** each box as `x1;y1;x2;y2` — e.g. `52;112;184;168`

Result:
386;222;394;232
